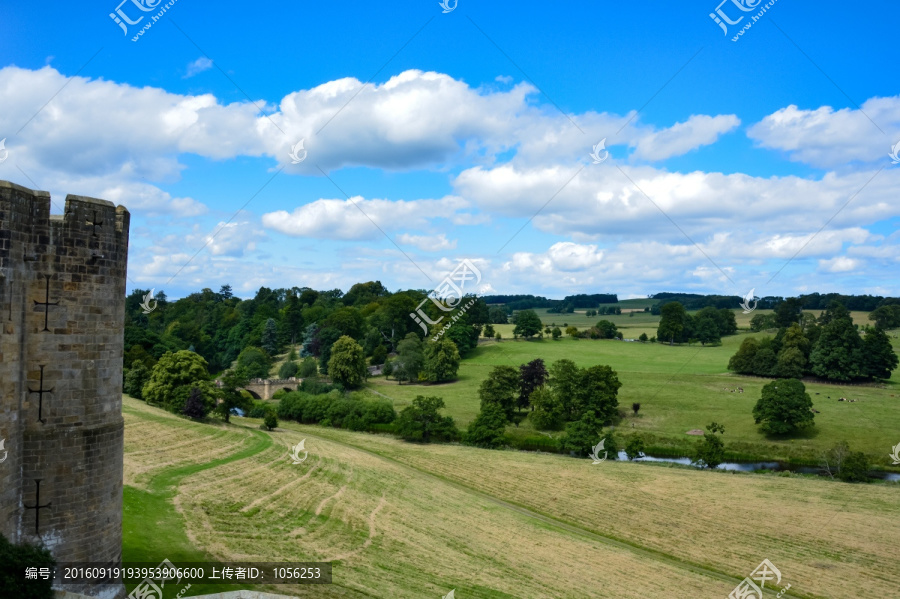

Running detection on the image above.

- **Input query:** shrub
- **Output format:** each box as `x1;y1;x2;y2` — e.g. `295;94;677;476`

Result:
463;403;509;449
247;401;269;418
561;413;617;459
839;452;870;483
382;359;394;378
298;356;319;378
278;360;299;379
371;345;388;365
693;422;726;469
263;409;278;431
625;436;646;460
639;333;648;342
0;534;56;599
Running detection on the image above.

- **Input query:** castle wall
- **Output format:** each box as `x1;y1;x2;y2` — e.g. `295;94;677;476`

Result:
0;180;129;599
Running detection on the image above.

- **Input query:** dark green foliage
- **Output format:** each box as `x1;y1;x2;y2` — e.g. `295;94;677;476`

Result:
298;378;343;395
625;436;646;460
316;327;344;373
594;320;618;339
561;413;617;459
518;358;548;410
0;533;56;599
263;409;278;431
657;301;688;344
861;327;899;379
478;365;520;421
463;402;509;448
423;338;461;382
395;395;458;443
753;379;815;435
574;365;622;425
529;386;564;430
247;401;270;418
370;344;388;365
638;332;648;342
483;323;495;338
551;326;562;340
868;304;900;330
236;346;271;379
327;335;368;389
513;309;543;338
142;350;213;413
632;402;641;416
394;332;425;383
693;422;725;468
298;356;318;378
216;368;253;423
809;313;865;381
382;359;394;378
124;359;151;399
775;297;803;329
839;451;870;483
750;313;777;332
277;391;395;431
182;386;208;420
278;360;299;379
261;317;279;355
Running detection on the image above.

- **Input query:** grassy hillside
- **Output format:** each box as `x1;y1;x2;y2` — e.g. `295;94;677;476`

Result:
123;396;900;598
370;317;900;466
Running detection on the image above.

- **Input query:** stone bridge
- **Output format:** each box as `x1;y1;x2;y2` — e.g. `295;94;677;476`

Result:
242;378;300;400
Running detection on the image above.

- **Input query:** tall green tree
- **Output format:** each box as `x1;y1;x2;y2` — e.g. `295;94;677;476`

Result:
142;350;212;412
529;386;564;430
395;395;458;442
774;297;803;329
423;338;461;382
217;368;253;423
478;365;520;421
518;358;548;410
261;318;279;355
549;359;580;420
693;422;726;469
463;402;509;448
513;309;543;339
124;360;151;399
753;379;815;435
574;365;622;425
327;335;368;389
809;314;864;381
395;332;425;383
657;302;687;344
236;346;271;379
861;327;899;379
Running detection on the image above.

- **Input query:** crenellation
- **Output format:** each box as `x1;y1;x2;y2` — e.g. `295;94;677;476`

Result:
0;181;128;599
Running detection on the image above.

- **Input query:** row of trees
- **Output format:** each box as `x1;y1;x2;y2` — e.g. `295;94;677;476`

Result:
382;334;461;384
656;303;738;345
729;301;898;381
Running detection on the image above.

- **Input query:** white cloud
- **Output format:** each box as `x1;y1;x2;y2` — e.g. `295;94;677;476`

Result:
631;114;740;161
819;256;861;273
184;57;214;78
747;97;900;168
396;233;457;251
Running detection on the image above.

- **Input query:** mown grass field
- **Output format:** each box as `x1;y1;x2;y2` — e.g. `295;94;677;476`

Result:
369;309;900;466
122;396;900;598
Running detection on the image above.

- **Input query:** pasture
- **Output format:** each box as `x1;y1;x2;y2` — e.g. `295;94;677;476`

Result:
370;309;900;466
122;395;900;598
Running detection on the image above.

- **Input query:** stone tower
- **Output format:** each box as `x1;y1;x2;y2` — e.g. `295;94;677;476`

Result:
0;180;129;599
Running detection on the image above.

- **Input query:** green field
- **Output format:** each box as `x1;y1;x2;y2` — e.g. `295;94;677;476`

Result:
122;395;900;598
368;310;900;467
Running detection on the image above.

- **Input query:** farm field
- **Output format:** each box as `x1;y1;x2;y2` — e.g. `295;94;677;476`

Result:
122;395;900;598
368;313;900;466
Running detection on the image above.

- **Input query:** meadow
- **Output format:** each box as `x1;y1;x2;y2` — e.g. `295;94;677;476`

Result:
122;395;900;598
368;309;900;467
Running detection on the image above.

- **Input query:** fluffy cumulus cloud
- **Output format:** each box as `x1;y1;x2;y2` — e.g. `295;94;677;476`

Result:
396;233;457;251
631;114;740;161
260;196;476;241
747;96;900;168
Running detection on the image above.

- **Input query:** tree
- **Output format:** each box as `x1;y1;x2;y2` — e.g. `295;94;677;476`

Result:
693;422;725;468
394;395;458;443
316;327;344;373
483;323;495;338
625;436;646;460
638;332;648;342
565;326;579;338
423;338;461;382
261;317;279;355
182;386;208;420
463;402;508;448
0;533;56;599
549;359;580;421
657;302;687;344
774;346;806;378
518;358;548;411
551;326;562;340
753;379;815;435
529;386;564;430
124;359;151;399
861;326;899;379
820;441;850;480
216;368;253;423
478;365;520;421
278;360;299;379
142;350;212;413
839;451;870;483
693;313;721;345
263;408;278;431
869;304;900;330
774;297;803;329
750;313;777;332
328;335;368;389
236;346;271;379
494;332;502;342
809;314;864;381
488;305;509;324
561;413;617;459
513;309;543;339
395;332;425;384
371;344;388;366
298;356;318;378
594;320;618;339
574;365;622;425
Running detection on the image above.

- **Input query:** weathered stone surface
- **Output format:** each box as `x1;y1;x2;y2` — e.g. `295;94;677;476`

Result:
1;181;129;599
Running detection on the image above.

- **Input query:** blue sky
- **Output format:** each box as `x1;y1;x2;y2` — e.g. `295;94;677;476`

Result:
1;0;897;300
